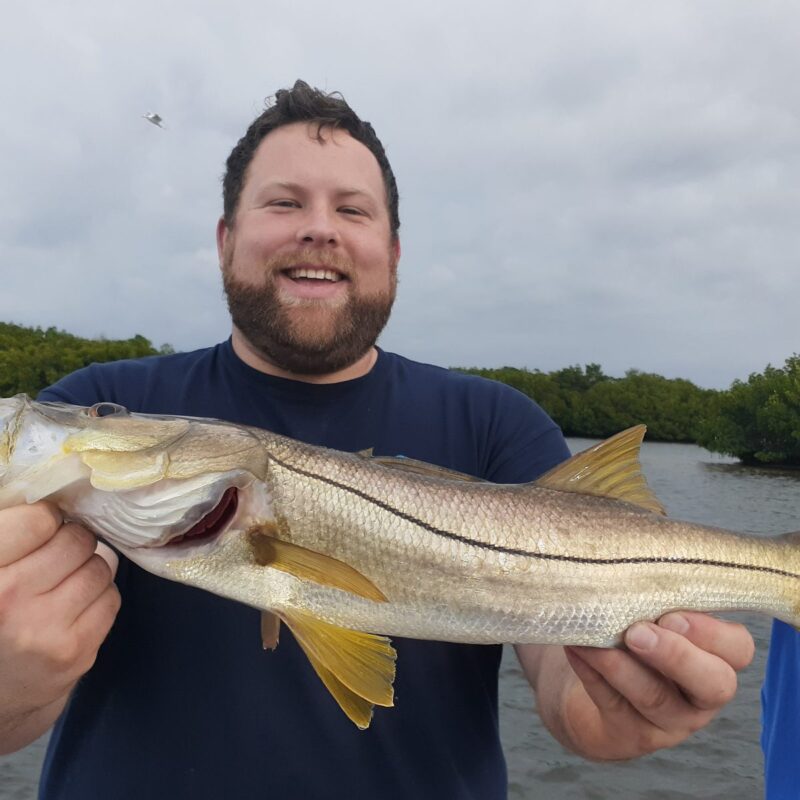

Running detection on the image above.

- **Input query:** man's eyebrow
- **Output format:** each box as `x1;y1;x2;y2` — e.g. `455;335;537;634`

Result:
337;187;373;199
259;181;375;199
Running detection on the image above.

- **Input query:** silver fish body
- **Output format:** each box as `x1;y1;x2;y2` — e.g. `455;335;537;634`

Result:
1;395;798;726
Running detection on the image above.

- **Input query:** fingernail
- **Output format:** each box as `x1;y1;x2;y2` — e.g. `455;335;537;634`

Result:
626;623;658;651
659;613;689;634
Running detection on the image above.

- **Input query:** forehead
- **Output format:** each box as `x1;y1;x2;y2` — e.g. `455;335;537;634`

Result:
243;122;385;198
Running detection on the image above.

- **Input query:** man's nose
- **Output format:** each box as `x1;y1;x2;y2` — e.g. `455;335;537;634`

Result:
296;207;340;246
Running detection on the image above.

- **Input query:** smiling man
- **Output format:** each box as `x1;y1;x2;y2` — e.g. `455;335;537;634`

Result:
219;121;399;379
0;81;753;799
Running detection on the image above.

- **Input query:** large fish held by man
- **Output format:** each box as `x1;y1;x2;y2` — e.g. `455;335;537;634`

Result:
0;395;797;728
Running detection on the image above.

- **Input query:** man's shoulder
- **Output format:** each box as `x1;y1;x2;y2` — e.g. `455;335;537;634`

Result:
381;350;523;397
38;343;221;407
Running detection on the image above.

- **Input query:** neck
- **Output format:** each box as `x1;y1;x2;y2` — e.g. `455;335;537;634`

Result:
230;328;378;384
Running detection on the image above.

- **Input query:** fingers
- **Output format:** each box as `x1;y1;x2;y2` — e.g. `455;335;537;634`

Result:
567;642;703;734
623;616;749;712
71;583;122;668
0;503;63;565
9;522;98;595
658;612;755;671
48;554;118;627
564;646;628;715
570;614;750;731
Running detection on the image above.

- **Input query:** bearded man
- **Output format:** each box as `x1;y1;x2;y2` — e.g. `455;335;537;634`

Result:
0;80;753;799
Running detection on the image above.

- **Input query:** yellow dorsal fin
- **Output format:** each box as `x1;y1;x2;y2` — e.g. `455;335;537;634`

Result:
369;455;483;483
279;608;396;729
247;524;388;603
535;425;666;515
260;611;281;650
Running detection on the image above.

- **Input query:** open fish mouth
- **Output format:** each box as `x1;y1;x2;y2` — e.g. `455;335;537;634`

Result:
166;486;239;546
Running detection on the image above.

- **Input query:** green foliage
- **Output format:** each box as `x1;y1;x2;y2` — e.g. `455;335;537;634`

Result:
0;322;171;397
456;363;716;444
696;355;800;466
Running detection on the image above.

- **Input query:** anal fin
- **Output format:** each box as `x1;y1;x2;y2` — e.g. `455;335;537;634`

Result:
280;608;396;729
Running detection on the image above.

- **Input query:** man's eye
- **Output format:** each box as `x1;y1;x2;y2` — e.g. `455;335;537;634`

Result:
270;200;299;208
339;206;364;216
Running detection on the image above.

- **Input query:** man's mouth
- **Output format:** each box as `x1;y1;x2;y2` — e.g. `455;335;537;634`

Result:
282;267;346;283
167;487;239;546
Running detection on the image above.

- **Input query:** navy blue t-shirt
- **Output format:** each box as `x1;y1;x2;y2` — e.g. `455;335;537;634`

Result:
37;340;570;800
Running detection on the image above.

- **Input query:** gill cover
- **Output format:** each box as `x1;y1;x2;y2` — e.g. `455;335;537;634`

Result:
62;405;269;490
62;412;191;490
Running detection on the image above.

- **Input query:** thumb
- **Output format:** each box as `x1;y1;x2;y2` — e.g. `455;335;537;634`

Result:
95;541;119;579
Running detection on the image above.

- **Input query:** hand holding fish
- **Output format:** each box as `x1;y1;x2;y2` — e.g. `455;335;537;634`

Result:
0;502;120;753
525;612;754;760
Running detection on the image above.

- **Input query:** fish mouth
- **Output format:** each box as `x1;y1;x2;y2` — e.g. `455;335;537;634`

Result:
166;486;239;546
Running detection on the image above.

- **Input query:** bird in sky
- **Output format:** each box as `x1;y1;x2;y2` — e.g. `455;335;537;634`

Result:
142;112;165;128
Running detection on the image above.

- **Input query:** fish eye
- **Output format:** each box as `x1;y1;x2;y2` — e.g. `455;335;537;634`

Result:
88;402;129;418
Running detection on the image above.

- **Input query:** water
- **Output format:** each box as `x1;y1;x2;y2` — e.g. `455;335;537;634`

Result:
2;439;799;798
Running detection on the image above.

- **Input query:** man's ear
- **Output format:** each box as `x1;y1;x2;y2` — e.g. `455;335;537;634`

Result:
392;237;401;262
216;216;229;267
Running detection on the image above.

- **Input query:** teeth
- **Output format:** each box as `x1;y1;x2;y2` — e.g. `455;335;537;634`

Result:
286;268;342;282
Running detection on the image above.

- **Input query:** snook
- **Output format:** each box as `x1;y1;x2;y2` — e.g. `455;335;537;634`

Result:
1;395;798;728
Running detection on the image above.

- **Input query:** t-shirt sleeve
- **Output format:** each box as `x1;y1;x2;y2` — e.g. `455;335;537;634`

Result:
37;365;111;406
482;384;572;485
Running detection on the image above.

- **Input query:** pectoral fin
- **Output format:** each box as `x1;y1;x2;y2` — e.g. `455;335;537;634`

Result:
280;608;396;729
247;524;387;603
260;611;281;650
534;425;666;515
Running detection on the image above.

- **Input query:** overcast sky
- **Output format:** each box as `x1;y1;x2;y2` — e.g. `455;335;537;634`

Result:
1;1;797;389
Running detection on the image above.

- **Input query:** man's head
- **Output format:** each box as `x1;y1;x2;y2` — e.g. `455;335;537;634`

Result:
222;80;399;239
218;81;401;378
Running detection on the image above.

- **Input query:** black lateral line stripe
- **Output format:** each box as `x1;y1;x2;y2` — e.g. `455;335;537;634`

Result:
270;455;800;581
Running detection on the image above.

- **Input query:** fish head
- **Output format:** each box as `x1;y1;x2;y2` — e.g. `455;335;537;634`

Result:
0;397;271;552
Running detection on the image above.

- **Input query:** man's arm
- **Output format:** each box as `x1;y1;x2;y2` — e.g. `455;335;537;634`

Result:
517;612;754;760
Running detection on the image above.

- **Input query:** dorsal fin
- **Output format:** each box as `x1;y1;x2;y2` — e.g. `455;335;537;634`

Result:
368;455;483;483
534;425;666;515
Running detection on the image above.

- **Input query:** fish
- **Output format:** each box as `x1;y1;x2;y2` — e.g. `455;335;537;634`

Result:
1;394;798;729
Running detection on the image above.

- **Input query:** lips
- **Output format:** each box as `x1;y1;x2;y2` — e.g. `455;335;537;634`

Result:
167;487;239;545
284;266;345;282
282;266;347;283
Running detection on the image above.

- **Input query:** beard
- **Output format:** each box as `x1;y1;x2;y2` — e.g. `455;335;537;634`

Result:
222;246;397;376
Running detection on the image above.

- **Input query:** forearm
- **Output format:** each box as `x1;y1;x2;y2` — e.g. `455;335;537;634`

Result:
0;694;68;755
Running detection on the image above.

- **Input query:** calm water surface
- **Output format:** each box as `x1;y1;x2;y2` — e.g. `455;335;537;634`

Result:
2;439;799;798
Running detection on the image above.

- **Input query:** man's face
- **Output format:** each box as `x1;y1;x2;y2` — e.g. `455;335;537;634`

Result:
218;122;400;376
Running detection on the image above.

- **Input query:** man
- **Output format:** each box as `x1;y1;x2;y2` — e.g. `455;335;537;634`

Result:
0;81;753;798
